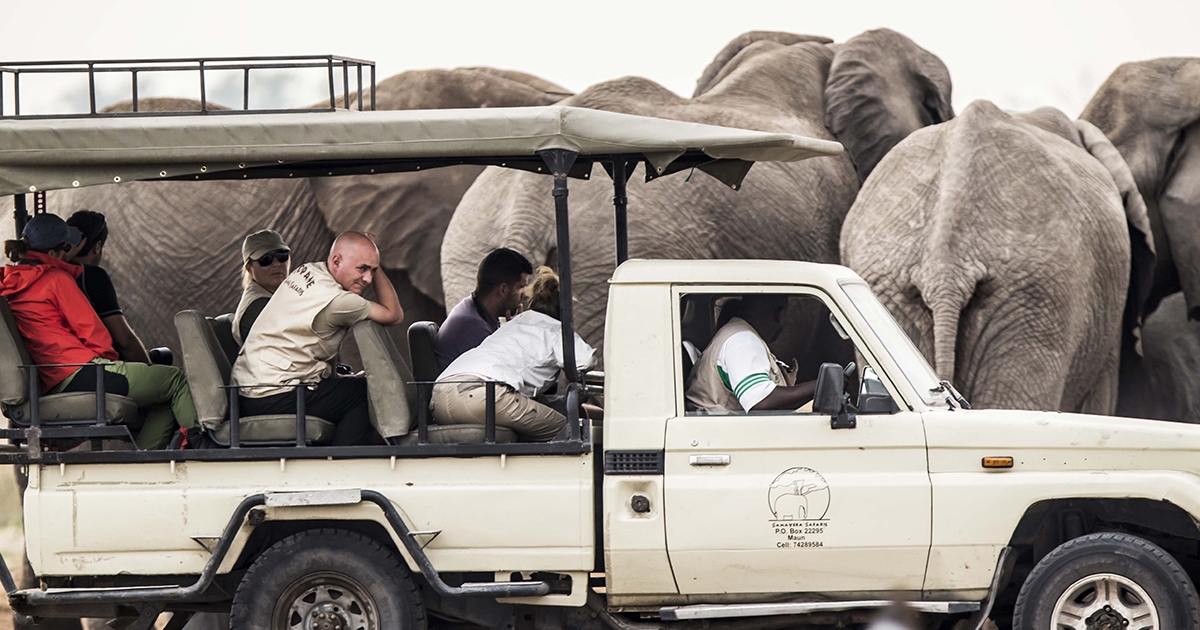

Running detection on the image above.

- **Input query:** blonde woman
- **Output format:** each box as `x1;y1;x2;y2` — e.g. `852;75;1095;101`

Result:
434;267;596;441
232;229;290;344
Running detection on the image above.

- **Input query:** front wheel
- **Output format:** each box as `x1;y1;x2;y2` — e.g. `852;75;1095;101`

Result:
231;528;426;630
1012;532;1200;630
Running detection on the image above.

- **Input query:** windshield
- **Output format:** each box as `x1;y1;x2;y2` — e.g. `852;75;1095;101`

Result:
838;280;943;406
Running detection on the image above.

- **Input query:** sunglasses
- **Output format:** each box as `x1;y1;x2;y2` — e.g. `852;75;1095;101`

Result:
253;251;290;267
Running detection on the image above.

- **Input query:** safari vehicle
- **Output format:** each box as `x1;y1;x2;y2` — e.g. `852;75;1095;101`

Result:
2;57;1200;630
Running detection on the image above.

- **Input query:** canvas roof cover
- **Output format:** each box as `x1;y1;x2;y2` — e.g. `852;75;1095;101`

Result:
0;105;842;196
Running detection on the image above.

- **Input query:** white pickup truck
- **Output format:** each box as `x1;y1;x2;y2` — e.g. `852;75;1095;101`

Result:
2;56;1199;630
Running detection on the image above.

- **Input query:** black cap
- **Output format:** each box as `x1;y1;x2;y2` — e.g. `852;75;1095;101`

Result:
22;214;82;251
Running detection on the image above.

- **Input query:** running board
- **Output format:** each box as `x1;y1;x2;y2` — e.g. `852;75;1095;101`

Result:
660;600;981;621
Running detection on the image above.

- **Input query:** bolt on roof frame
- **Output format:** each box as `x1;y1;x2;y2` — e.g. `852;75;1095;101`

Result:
0;55;376;119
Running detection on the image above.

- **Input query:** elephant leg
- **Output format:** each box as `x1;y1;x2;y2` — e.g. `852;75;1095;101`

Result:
1075;353;1120;416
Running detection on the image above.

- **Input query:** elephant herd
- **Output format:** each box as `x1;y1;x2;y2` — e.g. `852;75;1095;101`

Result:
8;29;1200;424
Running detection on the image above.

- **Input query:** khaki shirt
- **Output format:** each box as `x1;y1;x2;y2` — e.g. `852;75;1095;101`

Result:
232;262;369;397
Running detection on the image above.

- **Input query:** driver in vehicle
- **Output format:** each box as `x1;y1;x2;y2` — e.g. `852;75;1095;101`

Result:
685;294;816;412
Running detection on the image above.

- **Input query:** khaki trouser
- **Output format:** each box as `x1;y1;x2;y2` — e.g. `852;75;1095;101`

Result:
52;359;198;450
432;381;564;442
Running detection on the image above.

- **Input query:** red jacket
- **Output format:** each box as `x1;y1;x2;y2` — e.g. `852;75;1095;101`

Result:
0;251;118;393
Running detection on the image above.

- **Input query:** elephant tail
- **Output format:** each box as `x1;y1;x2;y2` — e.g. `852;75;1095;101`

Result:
929;297;962;385
919;267;983;386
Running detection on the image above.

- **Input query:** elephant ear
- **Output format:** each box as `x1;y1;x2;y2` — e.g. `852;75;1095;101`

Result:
1082;58;1200;318
824;28;954;182
1076;119;1157;353
694;31;833;97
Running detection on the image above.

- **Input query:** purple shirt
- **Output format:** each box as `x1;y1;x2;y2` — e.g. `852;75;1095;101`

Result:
435;296;500;370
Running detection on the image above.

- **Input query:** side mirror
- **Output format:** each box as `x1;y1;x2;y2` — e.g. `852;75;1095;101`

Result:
814;362;856;430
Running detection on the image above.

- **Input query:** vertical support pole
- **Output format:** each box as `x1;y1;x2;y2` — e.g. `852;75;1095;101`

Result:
357;64;363;111
416;383;430;444
13;194;28;236
612;160;630;265
342;60;350;109
1;71;5;116
327;58;336;110
131;70;139;113
87;63;97;114
537;149;580;383
484;381;496;444
369;65;376;111
27;366;39;430
94;363;106;426
243;68;250;110
295;385;306;447
13;71;19;116
228;388;240;449
198;61;207;113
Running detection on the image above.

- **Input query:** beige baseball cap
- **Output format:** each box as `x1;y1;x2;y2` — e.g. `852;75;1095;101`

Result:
241;229;289;262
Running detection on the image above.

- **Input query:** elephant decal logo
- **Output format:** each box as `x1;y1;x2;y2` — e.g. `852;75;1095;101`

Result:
768;467;831;521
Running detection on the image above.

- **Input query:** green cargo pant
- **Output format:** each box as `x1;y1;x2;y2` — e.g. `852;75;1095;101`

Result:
51;359;198;450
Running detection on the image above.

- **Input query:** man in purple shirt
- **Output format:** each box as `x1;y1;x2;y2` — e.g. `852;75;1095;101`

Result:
435;248;533;370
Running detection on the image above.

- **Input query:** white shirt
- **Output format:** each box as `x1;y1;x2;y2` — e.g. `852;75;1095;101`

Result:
716;329;778;411
438;310;598;397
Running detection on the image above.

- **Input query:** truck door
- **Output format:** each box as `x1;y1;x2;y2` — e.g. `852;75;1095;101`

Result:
663;289;931;595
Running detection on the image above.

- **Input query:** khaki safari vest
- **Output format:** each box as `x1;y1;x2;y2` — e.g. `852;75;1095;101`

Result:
232;262;350;398
685;318;786;412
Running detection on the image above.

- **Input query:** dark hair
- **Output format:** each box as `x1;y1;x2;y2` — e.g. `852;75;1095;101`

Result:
475;247;533;296
4;235;69;263
66;210;108;256
525;267;560;320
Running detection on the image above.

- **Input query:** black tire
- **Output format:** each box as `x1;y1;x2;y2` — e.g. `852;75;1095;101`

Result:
230;528;426;630
1012;532;1200;630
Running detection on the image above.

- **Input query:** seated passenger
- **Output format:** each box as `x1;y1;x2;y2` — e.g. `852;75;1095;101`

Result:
435;247;532;370
232;231;404;446
66;210;152;364
1;214;198;449
685;294;816;413
233;229;291;344
433;267;596;441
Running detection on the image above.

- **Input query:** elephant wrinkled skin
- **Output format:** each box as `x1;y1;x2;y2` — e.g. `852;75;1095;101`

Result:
841;102;1154;413
442;29;952;373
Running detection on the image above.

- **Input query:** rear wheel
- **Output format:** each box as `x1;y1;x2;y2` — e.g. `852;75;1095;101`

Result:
231;528;425;630
1012;532;1200;630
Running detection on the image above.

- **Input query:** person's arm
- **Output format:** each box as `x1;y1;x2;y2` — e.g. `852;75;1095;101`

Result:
751;380;816;412
101;314;151;364
366;268;405;326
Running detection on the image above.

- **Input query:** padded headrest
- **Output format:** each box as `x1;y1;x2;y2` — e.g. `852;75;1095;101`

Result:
174;310;229;431
407;320;441;382
0;296;31;407
210;313;240;364
354;320;417;439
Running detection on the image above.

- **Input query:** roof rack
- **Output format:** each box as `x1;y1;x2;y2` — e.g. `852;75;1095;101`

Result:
0;55;376;119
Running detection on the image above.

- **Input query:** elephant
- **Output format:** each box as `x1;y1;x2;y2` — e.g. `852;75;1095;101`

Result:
1080;58;1200;320
840;101;1154;413
441;29;953;374
0;66;572;359
1116;292;1200;422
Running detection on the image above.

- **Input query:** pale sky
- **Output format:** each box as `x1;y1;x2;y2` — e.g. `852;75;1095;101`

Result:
2;0;1196;118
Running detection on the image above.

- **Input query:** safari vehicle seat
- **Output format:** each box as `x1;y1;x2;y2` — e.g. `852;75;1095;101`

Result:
353;320;516;445
174;310;334;445
209;313;240;364
0;296;138;427
407;321;441;383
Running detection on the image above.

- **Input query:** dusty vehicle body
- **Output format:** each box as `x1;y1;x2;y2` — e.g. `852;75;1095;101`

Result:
2;57;1200;630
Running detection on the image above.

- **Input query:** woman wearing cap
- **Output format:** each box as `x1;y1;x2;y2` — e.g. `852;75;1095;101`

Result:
233;229;290;345
0;214;198;450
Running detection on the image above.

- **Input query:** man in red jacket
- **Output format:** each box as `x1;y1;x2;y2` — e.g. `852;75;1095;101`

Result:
0;214;196;449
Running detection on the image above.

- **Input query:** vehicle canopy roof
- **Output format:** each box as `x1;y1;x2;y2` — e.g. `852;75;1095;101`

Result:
0;105;842;196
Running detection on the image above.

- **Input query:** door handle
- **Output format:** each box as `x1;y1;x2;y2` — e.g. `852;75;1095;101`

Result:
689;454;731;466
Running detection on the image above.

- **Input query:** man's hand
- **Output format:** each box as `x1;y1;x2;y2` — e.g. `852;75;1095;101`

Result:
783;358;799;387
102;314;151;364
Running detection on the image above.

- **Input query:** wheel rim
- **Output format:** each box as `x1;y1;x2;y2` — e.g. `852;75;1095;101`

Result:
1050;572;1159;630
273;571;379;630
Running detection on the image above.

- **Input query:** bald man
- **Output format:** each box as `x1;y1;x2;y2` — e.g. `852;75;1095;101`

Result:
232;232;404;445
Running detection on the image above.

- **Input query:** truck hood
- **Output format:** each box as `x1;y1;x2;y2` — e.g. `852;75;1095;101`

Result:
923;409;1200;476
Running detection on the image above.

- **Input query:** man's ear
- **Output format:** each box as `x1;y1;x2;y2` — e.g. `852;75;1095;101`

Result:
330;253;341;269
